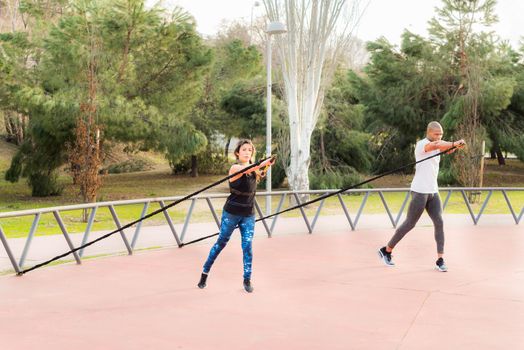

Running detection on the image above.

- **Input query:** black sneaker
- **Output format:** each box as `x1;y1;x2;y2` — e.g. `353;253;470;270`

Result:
435;258;448;272
243;278;254;293
198;273;208;289
378;246;395;266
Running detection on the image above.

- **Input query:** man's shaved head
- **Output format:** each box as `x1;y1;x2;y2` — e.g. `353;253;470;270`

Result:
427;121;443;131
426;121;444;141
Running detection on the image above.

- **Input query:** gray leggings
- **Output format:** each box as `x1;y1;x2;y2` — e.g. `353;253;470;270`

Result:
388;191;445;254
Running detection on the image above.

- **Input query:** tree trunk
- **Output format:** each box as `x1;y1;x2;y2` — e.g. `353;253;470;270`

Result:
496;149;505;165
224;137;231;157
489;138;506;165
264;0;358;202
286;116;313;202
118;27;132;82
319;128;329;170
191;155;198;177
68;33;103;222
4;111;26;145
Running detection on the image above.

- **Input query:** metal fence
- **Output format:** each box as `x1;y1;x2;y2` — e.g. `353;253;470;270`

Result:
1;187;522;274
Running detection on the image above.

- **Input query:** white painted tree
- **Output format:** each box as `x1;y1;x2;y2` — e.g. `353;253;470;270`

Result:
262;0;364;195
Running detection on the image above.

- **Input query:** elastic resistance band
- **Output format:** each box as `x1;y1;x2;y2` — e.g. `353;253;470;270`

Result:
18;156;274;275
181;146;459;247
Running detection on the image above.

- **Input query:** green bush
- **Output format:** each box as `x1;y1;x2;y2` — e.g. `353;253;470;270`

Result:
5;152;23;183
104;158;154;174
172;147;229;175
309;167;369;190
28;172;63;196
437;156;460;186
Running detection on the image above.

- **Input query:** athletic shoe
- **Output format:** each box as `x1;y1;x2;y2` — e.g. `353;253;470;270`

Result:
198;273;208;288
243;278;254;293
378;246;395;266
435;257;448;272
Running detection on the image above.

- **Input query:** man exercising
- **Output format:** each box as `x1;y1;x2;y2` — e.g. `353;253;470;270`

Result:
378;121;466;272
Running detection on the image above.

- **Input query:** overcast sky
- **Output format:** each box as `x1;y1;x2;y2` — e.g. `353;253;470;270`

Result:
151;0;524;47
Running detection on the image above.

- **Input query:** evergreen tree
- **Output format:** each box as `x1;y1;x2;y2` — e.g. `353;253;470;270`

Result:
3;0;212;196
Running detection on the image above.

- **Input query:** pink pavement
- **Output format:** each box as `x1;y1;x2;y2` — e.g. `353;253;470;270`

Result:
1;219;523;349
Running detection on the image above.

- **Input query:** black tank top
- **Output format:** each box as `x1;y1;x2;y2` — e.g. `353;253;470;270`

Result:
223;172;257;216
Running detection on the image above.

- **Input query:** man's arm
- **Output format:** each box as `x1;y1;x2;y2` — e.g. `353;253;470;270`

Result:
424;139;466;153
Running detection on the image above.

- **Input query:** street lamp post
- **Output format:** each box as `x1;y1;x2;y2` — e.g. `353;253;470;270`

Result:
265;21;286;216
250;1;260;44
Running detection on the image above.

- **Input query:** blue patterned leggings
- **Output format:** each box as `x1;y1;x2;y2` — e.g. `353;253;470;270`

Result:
203;210;255;279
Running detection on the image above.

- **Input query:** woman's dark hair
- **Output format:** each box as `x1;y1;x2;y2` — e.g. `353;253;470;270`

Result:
234;139;256;163
233;139;261;182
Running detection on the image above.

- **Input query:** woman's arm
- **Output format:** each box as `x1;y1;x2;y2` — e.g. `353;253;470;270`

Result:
229;158;276;183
